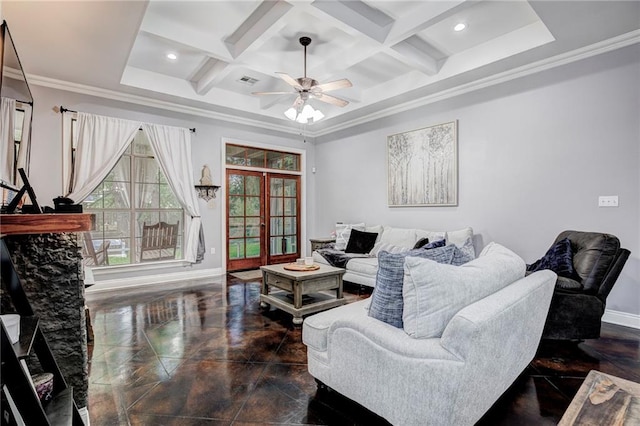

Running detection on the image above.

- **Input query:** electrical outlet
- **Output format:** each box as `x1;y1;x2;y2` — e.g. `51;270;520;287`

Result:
210;247;216;255
598;196;619;207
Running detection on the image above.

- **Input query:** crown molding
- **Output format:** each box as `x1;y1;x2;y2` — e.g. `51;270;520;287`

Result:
25;30;639;139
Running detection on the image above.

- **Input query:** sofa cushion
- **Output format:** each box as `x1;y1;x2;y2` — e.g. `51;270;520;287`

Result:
402;242;526;339
445;226;474;247
415;229;446;244
368;245;457;328
526;237;578;280
345;229;379;254
379;226;417;248
370;242;409;256
346;257;379;276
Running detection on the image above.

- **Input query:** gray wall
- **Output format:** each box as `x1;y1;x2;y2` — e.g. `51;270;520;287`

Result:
313;45;640;316
27;86;316;277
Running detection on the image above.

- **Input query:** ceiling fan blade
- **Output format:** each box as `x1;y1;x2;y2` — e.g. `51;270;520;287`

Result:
314;93;349;107
251;91;293;95
313;79;352;92
276;72;303;90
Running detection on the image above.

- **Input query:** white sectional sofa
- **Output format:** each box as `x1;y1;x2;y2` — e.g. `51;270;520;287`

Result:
312;225;475;287
303;243;556;425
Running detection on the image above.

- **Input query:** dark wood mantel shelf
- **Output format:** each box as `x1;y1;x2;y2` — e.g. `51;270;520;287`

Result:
0;213;94;236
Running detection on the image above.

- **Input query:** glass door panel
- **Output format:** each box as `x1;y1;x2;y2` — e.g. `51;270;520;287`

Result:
267;174;300;264
226;170;265;271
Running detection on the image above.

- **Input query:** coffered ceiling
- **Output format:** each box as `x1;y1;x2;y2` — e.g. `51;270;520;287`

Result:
2;1;639;136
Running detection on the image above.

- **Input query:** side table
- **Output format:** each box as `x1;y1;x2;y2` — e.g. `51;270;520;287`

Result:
310;237;336;252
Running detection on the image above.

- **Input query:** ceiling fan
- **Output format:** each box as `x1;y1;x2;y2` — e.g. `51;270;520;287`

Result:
252;36;352;111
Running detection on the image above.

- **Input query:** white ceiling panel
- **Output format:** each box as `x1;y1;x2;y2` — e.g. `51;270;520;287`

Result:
3;0;639;136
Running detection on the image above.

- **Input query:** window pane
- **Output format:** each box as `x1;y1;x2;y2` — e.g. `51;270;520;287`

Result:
106;156;130;182
136;184;160;209
229;196;244;217
246;148;264;167
246;176;260;195
13;110;25;142
270;198;283;216
270;178;283;196
228;175;244;195
136;212;160;236
246;238;260;258
159;211;183;231
102;181;130;209
229;239;245;259
83;186;105;210
270;237;283;255
159;184;181;209
284;198;296;216
135;158;160;183
282;154;299;171
284;217;296;235
133;131;153;156
246;196;260;216
246;218;260;237
284;236;297;254
229;218;244;238
284;179;297;196
267;151;283;169
270;218;283;236
226;145;246;166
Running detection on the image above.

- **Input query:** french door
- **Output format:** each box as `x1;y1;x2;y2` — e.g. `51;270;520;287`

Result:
226;170;300;271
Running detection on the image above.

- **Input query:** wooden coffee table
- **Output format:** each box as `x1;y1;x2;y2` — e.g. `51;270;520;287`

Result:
260;263;346;325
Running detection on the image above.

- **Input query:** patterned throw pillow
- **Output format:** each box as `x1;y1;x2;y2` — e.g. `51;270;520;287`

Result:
335;223;365;251
451;237;476;266
345;229;379;254
368;244;456;328
527;237;577;279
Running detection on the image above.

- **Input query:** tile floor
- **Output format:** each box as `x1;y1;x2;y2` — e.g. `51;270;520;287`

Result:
84;275;639;425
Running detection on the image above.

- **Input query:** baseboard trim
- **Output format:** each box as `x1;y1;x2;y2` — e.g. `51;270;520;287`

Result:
602;309;640;330
86;268;223;293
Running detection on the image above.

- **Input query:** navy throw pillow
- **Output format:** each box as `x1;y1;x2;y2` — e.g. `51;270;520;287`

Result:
423;238;446;250
527;237;578;279
368;244;456;328
345;229;378;254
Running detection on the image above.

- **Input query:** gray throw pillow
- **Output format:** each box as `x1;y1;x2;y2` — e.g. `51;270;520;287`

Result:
368;244;456;328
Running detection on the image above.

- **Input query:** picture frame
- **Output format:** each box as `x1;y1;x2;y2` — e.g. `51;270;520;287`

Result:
387;120;458;207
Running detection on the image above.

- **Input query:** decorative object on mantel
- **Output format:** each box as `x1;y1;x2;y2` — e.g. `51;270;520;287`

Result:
194;164;220;201
388;120;458;207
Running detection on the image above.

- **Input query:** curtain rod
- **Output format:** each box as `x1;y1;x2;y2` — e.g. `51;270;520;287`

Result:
58;106;196;133
16;99;33;106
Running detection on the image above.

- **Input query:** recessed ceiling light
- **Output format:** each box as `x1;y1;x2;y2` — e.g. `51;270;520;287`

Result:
166;52;178;61
454;23;466;32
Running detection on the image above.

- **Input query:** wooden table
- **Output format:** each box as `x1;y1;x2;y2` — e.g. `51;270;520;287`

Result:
559;370;640;425
260;263;346;325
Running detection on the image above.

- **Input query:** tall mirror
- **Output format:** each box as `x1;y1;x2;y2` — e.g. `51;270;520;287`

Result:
1;20;33;191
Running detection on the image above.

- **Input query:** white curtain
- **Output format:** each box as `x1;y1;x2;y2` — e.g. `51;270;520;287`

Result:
66;112;140;202
142;123;203;263
0;97;16;186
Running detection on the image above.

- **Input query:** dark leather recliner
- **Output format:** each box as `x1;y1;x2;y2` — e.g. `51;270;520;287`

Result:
541;231;630;340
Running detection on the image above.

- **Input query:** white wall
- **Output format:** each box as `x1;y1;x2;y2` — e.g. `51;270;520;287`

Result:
314;45;640;316
27;86;316;278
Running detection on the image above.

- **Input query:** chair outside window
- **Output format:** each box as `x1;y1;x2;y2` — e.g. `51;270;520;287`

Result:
82;232;110;266
140;221;180;262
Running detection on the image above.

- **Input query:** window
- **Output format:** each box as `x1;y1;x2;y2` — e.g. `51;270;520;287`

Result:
81;130;184;265
226;144;300;171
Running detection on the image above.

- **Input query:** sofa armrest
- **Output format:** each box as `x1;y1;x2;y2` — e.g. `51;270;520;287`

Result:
303;299;459;361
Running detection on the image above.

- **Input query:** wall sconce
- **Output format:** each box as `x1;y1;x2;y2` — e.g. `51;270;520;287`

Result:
195;165;220;201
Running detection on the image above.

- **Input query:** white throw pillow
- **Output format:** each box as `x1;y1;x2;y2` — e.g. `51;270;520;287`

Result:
402;242;525;339
379;226;416;248
335;222;365;251
365;225;384;243
445;227;474;247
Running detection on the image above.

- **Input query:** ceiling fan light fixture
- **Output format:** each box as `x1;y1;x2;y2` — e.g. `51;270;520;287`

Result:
284;103;324;124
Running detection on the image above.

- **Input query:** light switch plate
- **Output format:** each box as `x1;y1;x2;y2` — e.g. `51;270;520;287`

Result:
598;196;619;207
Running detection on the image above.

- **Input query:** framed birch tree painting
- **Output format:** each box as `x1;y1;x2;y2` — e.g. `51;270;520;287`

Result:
388;120;458;206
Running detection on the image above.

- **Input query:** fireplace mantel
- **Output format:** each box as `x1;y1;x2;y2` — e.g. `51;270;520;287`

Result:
0;213;94;236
